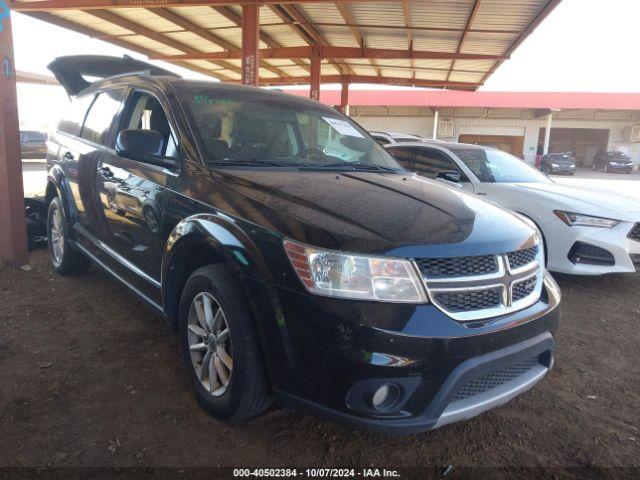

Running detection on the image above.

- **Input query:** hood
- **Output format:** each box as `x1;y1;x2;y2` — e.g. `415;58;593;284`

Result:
208;170;536;257
503;181;640;219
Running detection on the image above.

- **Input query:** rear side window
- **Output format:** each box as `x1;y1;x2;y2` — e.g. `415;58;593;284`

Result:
81;90;124;146
387;147;415;170
58;94;94;137
414;148;466;180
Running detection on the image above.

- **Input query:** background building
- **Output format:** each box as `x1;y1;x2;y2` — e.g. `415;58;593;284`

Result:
285;90;640;166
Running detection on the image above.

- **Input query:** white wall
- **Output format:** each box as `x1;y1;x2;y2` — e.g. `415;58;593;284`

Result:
352;107;640;166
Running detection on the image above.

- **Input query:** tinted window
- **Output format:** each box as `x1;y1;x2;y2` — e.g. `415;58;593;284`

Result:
414;148;466;180
387;147;415;169
118;91;178;158
81;90;123;146
451;147;550;183
58;95;94;137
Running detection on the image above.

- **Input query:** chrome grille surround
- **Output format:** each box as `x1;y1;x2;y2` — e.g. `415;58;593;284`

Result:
417;244;544;322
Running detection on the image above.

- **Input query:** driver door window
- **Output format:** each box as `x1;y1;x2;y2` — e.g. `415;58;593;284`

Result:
120;91;178;158
414;148;467;181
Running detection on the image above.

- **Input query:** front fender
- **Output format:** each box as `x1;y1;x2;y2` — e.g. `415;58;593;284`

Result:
47;164;78;225
162;213;277;287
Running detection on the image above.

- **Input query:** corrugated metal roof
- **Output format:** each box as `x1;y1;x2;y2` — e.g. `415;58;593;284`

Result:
282;89;640;111
12;0;562;89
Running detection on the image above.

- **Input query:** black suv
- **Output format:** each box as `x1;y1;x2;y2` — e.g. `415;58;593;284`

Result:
592;151;634;174
44;56;560;434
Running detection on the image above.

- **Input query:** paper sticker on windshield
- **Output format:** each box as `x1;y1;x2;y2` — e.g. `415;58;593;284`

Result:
322;117;364;138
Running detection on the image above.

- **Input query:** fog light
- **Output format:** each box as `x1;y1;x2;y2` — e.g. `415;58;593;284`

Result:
370;383;400;411
372;385;390;408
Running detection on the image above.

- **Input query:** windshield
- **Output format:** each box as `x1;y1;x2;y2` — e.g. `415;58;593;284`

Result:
175;83;401;171
450;147;551;183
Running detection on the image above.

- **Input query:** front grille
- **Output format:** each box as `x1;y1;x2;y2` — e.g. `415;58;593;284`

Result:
434;289;501;313
416;255;497;278
419;245;542;321
628;223;640;241
452;356;540;402
512;276;537;302
507;246;539;269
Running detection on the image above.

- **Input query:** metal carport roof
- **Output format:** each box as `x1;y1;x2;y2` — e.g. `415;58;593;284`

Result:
10;0;562;90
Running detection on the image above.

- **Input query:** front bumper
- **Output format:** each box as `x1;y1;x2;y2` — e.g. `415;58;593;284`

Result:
546;219;640;275
606;164;633;173
549;165;575;175
254;273;561;434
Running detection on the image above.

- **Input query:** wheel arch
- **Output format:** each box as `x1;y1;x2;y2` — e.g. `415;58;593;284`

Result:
45;164;77;225
161;214;274;332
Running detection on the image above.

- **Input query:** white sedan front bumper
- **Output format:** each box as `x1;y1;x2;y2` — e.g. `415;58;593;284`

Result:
545;219;640;275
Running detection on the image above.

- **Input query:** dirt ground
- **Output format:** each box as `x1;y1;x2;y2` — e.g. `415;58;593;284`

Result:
0;249;639;476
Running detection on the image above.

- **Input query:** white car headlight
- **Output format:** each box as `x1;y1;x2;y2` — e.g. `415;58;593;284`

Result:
554;211;620;228
551;163;559;168
283;239;427;303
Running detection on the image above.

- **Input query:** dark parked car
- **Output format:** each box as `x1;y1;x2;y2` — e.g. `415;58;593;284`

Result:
20;130;48;159
592;151;634;173
539;152;575;175
44;55;560;434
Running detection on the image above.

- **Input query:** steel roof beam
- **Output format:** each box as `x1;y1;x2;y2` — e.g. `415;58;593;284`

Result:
10;0;406;10
240;74;480;89
87;9;244;75
211;5;310;73
152;7;287;78
446;0;482;82
21;11;234;80
149;46;504;61
335;2;380;76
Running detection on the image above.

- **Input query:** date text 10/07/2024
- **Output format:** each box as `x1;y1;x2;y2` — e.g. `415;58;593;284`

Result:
233;469;401;478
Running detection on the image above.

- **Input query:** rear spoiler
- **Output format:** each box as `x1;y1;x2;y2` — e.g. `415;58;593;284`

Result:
47;55;180;96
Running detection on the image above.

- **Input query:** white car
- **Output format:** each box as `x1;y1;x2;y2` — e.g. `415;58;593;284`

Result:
386;141;640;275
370;131;426;146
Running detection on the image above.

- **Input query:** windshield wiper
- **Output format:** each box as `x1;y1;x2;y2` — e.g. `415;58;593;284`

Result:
207;159;298;168
316;162;402;172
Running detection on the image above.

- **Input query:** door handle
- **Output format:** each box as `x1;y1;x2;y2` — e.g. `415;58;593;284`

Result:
476;192;487;196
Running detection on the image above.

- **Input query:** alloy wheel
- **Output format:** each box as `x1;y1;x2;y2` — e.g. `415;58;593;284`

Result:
50;207;64;264
187;292;233;397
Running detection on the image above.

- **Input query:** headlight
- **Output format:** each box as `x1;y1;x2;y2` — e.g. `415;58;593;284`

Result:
551;163;559;168
283;239;427;303
554;211;620;228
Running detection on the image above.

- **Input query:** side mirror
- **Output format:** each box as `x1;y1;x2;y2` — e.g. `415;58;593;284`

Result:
115;129;177;169
435;170;462;183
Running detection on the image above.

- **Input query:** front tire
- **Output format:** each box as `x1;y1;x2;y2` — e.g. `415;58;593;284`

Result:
47;197;89;275
178;264;272;424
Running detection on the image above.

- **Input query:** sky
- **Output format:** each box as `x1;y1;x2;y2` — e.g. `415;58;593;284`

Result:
10;0;640;130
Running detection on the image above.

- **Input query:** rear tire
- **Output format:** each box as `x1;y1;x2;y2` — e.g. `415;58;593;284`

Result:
47;197;89;275
178;264;272;424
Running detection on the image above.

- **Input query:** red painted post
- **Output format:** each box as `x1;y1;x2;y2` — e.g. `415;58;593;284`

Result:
0;11;28;267
241;2;259;86
310;53;321;101
340;79;349;115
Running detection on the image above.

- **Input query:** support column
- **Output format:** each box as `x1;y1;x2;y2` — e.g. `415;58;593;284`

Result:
340;79;349;115
310;53;321;101
241;3;259;86
0;12;28;267
543;112;553;154
432;109;439;140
